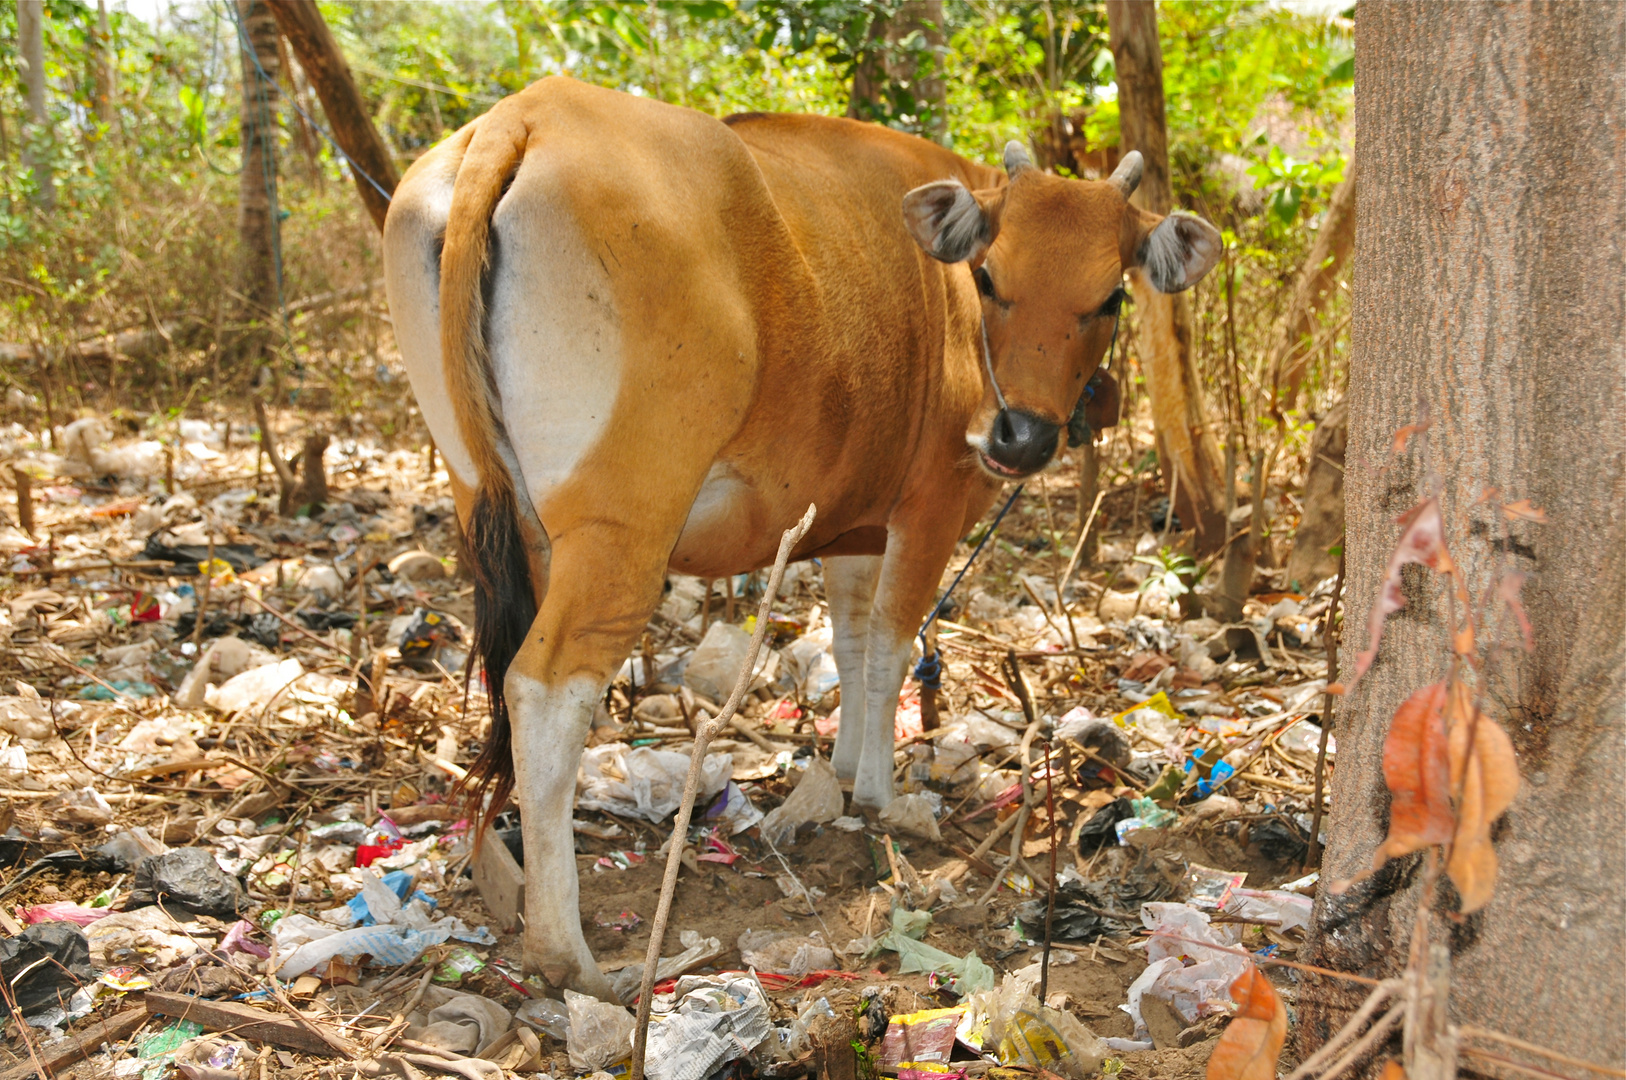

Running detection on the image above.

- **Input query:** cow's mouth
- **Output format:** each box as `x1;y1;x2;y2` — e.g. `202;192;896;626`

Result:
977;450;1030;479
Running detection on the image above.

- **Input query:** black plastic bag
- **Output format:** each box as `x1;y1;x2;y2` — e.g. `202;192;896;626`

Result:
0;923;94;1016
130;847;244;917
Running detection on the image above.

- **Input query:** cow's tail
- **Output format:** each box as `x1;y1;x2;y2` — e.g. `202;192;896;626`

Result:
438;110;536;832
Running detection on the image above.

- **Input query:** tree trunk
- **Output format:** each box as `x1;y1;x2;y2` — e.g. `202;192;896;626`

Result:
1282;398;1344;593
846;0;947;143
18;0;54;212
1106;0;1226;553
1270;168;1357;411
1299;2;1625;1069
92;0;117;133
266;0;399;232
237;0;282;364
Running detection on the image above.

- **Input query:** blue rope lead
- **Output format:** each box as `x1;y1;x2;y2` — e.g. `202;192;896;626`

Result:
914;484;1025;689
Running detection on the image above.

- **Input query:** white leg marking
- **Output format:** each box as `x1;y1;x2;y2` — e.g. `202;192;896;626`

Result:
853;631;911;811
824;555;881;781
487;159;623;513
506;672;618;1001
382;147;478;490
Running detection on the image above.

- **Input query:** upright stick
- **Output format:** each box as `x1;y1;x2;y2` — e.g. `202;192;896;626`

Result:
628;505;816;1080
1305;549;1346;870
1039;738;1058;1005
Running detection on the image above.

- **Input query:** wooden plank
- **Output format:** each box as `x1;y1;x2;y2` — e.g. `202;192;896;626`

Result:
472;826;524;934
0;1007;149;1080
144;992;358;1058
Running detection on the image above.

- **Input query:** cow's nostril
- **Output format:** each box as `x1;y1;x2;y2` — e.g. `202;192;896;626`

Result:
984;408;1060;475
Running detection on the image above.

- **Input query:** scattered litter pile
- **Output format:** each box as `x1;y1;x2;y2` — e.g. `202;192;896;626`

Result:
0;413;1340;1078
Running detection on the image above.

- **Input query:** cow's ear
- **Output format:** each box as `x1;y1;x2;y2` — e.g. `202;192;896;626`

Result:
1126;208;1222;293
902;180;1005;264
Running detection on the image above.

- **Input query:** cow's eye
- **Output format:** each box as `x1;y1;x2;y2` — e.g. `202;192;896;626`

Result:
1099;286;1126;318
974;266;997;300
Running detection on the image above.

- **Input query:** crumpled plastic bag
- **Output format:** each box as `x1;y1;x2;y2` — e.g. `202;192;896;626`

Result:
759;758;844;847
645;974;772;1080
1118;902;1247;1032
205;658;304;714
737;929;836;977
0;923;95;1018
130;848;244;917
878;909;993;996
274;921;452;979
411;986;513;1057
174;636;278;707
683;622;774;701
0;682;77;740
878;793;942;841
961;973;1106;1079
609;930;725;1004
566;989;635;1072
85;906;208;968
577;744;732;824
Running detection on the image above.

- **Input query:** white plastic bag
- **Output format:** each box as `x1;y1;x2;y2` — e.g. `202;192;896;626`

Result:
565;989;635;1072
759;758;844;846
878;793;942;841
577;744;732;823
737;930;836;977
206;658;304;714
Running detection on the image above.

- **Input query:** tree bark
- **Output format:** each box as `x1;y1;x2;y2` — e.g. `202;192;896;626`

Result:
1282;398;1344;592
92;0;117;132
265;0;399;232
846;0;947;143
18;0;54;212
1270;168;1357;411
1299;2;1625;1068
237;0;282;363
1106;0;1226;553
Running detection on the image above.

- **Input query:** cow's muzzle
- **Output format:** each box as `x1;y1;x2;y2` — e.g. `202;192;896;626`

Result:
980;408;1060;477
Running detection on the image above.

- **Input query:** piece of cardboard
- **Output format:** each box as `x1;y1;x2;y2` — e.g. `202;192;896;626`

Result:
473;826;525;933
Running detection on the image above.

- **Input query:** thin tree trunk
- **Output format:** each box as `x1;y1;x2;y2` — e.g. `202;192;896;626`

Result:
1106;0;1226;553
237;0;282;365
846;0;946;142
1270;168;1357;411
18;0;54;212
92;0;117;133
265;0;399;232
276;30;324;189
1299;1;1625;1066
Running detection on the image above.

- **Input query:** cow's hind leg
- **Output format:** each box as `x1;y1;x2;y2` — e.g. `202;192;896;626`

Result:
504;516;682;1002
825;555;882;781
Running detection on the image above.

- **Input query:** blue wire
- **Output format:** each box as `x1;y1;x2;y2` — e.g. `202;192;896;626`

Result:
913;483;1025;689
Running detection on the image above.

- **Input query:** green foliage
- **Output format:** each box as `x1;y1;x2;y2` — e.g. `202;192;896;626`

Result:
1134;548;1199;598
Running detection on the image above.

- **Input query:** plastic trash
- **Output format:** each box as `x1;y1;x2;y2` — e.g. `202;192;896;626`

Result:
517;996;572;1041
737;929;837;977
174;636;277;707
578;743;733;824
85;906;208;968
684;621;771;701
98;826;169;871
412;987;513;1056
565;989;635;1074
1183;864;1248;911
878;910;993;996
1224;888;1313;931
1119;903;1248;1032
705;781;763;836
645;974;772;1080
758;757;844;846
779;627;841;699
963;975;1106;1079
130;848;244;917
398;607;464;669
18;902;112;927
0;923;95;1017
879;1007;964;1070
879;792;943;841
609;930;725;1004
205;658;304;714
1278;718;1334;756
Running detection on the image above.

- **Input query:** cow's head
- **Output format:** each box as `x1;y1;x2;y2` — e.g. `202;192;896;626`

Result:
902;143;1221;479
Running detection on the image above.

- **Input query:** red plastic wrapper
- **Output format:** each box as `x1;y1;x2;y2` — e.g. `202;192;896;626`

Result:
355;837;404;867
130;593;161;622
19;901;112;926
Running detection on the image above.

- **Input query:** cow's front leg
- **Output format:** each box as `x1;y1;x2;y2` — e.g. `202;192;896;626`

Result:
851;516;965;811
825;555;882;781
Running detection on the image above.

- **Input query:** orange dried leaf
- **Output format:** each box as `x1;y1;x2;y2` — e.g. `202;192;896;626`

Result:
1381;1061;1409;1080
1375;682;1455;867
1392;421;1431;453
1354;499;1454;684
1325;682;1347;696
1206;965;1287;1080
1496;570;1535;652
1501;499;1548;523
1446;683;1519;913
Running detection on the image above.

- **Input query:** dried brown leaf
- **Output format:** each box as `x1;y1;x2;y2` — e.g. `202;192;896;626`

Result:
1380;1061;1408;1080
1446;682;1519;913
1354;499;1454;683
1496;570;1535;652
1501;499;1548;523
1375;682;1455;868
1206;964;1287;1080
1392;421;1431;454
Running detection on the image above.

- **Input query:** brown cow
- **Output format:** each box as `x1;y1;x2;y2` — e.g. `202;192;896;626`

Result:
382;77;1219;1000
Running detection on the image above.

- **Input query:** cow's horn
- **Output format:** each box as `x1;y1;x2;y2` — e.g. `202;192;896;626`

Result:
1109;151;1144;198
1003;140;1034;176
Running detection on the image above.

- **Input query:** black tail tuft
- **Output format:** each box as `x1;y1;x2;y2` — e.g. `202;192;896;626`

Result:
457;482;536;832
